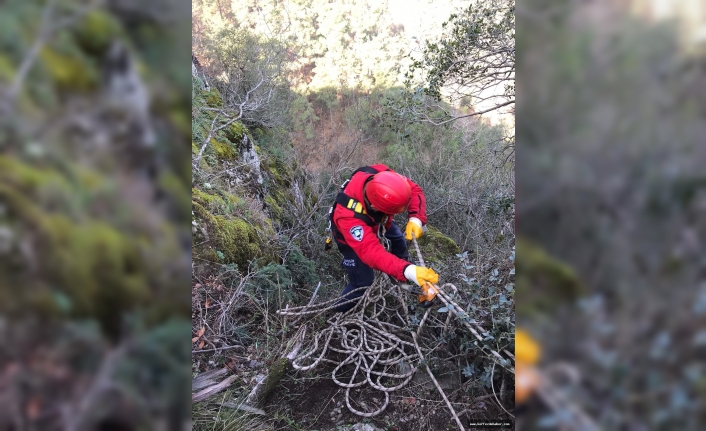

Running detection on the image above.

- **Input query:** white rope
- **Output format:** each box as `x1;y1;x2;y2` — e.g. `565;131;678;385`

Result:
280;277;420;417
275;239;515;422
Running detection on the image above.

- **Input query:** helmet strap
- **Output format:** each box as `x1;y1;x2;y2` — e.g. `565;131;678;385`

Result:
362;184;373;212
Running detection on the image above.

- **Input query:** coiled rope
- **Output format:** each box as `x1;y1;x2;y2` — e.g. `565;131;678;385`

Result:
277;237;514;428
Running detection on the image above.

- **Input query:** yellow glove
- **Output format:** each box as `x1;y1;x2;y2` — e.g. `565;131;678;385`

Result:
404;265;439;286
515;329;541;405
516;329;541;365
405;217;424;240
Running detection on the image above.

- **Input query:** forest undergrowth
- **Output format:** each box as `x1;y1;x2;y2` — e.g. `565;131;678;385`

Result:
191;1;515;429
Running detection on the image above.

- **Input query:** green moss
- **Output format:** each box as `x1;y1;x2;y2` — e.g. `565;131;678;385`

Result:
168;107;192;140
0;156;70;190
73;9;123;55
0;157;192;339
204;89;223;108
264;195;283;220
191;201;213;223
417;226;461;263
0;178;149;339
0;157;82;215
44;216;150;338
193;188;224;206
211;138;238;161
515;237;585;318
192;198;267;270
192;188;241;216
224;122;247;143
40;47;97;92
211;216;262;269
0;55;15;83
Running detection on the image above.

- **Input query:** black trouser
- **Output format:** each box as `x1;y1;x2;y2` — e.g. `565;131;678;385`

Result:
335;222;408;313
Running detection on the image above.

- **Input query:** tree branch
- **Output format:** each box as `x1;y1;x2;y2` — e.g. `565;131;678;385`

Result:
2;0;102;114
423;99;515;126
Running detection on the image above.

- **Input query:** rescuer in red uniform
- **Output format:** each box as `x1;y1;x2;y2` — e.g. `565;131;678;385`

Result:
330;164;439;312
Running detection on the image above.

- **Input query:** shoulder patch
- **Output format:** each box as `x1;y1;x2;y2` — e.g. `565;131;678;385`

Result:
349;225;364;241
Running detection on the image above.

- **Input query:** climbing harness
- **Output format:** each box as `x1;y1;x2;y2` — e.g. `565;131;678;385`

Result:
377;216;391;252
325;166;393;252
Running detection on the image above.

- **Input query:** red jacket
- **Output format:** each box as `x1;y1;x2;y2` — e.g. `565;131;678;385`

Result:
332;164;427;280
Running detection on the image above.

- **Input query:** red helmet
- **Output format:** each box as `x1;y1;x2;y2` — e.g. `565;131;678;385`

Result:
365;171;412;214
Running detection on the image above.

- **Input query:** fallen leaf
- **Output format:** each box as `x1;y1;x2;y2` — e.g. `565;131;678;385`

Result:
192;337;199;343
195;283;202;288
205;298;211;308
197;327;205;337
198;340;205;349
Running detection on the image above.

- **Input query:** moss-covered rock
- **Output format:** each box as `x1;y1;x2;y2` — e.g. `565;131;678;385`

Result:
73;10;124;55
192;188;241;216
193;188;224;207
223;122;246;143
515;237;585;318
211;216;262;267
264;157;293;188
0;155;71;190
0;155;192;340
39;47;97;92
264;195;283;220
192;194;272;272
211;138;238;161
0;185;150;340
417;226;461;263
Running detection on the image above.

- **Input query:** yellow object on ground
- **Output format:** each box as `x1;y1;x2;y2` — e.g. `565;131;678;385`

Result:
515;362;540;404
516;329;541;365
515;329;542;405
417;282;438;304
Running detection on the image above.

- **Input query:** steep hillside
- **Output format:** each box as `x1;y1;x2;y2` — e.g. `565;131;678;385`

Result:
191;74;516;431
191;3;516;430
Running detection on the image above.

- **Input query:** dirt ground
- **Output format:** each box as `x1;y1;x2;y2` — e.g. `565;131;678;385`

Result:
265;361;514;431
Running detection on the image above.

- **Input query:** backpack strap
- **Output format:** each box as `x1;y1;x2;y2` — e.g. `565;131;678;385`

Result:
324;166;390;251
334;192;376;227
351;166;381;176
337;165;389;191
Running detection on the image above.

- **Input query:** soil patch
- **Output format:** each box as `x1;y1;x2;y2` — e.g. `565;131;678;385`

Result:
265;362;513;431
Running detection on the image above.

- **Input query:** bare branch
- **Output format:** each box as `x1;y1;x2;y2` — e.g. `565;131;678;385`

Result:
423;99;515;126
2;0;102;114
